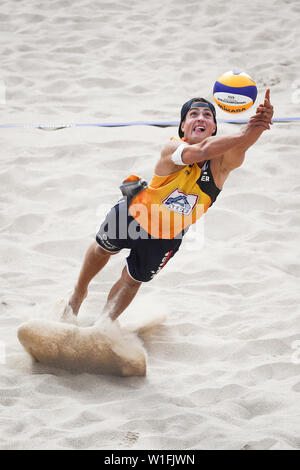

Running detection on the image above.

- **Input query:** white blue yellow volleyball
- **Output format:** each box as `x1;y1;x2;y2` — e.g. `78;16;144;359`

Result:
213;71;257;113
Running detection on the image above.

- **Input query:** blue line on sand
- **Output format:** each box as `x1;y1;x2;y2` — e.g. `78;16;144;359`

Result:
0;117;299;130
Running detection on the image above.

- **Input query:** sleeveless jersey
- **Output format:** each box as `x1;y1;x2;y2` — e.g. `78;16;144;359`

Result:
129;151;221;239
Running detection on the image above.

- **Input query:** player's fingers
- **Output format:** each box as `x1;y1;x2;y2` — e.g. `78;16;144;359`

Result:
253;113;270;122
255;109;273;120
256;122;270;130
264;89;271;107
250;118;270;129
265;88;270;102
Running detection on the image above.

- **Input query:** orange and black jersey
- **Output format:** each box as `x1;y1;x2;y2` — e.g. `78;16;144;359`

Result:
129;158;221;239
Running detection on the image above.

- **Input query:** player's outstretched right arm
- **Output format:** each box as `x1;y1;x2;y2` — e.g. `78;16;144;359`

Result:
155;89;273;176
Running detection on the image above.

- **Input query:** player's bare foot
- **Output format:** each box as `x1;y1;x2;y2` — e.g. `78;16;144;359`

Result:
68;287;88;315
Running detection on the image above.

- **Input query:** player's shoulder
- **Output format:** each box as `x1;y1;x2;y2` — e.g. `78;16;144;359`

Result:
161;137;187;158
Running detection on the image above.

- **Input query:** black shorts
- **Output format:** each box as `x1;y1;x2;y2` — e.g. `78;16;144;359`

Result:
96;200;183;282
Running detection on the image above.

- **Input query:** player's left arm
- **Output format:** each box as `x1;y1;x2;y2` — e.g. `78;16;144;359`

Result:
220;89;274;172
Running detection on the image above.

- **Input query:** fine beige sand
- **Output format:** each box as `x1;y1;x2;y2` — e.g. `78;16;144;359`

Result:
1;0;300;450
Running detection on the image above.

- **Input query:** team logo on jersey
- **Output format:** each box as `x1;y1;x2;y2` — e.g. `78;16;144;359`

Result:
200;161;210;182
200;171;210;182
162;188;198;216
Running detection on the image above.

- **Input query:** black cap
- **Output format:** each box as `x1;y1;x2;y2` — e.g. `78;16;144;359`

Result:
178;98;217;138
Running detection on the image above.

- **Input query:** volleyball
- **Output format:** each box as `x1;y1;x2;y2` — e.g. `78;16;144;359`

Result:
213;71;257;113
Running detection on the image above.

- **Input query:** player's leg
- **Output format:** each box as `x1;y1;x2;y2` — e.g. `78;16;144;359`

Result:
102;266;142;321
69;201;126;315
102;231;183;321
69;241;113;315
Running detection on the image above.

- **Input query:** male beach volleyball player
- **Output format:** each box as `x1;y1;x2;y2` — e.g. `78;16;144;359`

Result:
68;89;273;321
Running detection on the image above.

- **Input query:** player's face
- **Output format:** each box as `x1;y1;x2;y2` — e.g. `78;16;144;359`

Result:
181;107;216;143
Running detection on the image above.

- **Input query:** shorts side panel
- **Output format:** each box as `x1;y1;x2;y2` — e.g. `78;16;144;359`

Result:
95;200;132;253
125;258;142;283
96;232;121;253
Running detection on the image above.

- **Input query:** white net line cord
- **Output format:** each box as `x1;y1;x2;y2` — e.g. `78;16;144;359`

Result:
0;117;299;131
